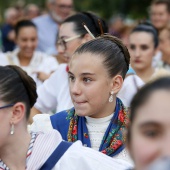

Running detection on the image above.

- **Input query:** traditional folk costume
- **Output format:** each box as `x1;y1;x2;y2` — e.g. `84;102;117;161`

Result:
51;98;129;156
31;98;133;164
0;130;132;170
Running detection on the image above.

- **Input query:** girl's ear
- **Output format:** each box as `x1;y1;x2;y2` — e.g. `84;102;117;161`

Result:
110;75;123;94
10;102;25;124
81;33;93;44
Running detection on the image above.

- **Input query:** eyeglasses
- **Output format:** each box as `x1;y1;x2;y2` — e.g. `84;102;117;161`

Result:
56;35;82;51
0;104;14;110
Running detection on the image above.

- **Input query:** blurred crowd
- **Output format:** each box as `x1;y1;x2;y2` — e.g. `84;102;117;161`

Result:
0;0;170;170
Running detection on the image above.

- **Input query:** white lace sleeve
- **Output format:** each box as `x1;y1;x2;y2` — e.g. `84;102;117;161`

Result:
28;114;53;133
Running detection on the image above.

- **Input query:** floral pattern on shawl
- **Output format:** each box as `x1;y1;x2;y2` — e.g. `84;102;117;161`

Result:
66;98;129;156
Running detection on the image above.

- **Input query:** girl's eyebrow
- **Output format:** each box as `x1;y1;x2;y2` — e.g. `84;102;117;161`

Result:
68;71;73;75
138;121;161;129
68;71;95;76
80;73;95;76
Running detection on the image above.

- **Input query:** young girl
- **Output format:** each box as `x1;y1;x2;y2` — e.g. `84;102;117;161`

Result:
127;76;170;170
0;65;131;170
31;35;133;164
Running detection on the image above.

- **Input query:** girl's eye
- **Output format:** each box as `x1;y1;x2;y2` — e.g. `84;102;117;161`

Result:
141;45;149;50
129;45;135;50
143;130;160;138
68;75;75;82
83;77;91;83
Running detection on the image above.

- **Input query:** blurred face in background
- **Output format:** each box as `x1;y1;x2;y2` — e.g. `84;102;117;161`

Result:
128;90;170;170
26;4;40;19
49;0;73;23
129;31;156;72
159;28;170;57
150;3;170;30
57;22;85;62
16;26;38;58
5;8;19;26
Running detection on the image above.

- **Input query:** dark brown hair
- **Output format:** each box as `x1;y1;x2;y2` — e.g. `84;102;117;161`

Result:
15;19;37;37
73;34;130;79
131;21;159;48
0;65;37;119
63;11;108;37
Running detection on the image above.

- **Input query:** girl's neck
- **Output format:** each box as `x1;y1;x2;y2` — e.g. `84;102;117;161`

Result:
136;66;155;83
0;131;31;170
90;97;116;118
18;52;32;66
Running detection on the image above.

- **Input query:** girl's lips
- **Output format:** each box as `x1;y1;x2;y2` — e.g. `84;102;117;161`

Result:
74;101;86;104
134;59;141;63
74;100;87;105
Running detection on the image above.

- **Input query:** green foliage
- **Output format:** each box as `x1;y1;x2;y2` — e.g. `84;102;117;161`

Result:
0;0;152;23
74;0;152;20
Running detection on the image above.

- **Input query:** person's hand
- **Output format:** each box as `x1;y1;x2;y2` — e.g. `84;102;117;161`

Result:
7;30;15;41
36;72;51;82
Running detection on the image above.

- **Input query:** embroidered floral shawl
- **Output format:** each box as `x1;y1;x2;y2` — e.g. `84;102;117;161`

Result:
66;98;129;157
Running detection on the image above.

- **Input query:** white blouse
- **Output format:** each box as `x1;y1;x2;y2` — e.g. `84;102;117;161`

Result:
0;49;59;86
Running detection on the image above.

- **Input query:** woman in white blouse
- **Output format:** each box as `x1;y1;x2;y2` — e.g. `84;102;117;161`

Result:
1;19;58;86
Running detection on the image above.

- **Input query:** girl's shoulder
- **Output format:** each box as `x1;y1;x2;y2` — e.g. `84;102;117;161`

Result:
50;107;75;136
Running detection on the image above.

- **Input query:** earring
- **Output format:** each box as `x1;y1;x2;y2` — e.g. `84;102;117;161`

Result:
109;91;114;103
10;123;14;135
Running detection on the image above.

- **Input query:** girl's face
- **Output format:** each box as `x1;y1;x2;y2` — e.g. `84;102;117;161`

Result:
0;102;13;149
57;22;84;63
129;32;156;72
129;90;170;170
68;52;120;118
16;26;38;58
159;29;170;57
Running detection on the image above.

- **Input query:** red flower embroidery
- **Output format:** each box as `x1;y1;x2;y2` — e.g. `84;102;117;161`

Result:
118;110;124;123
101;150;107;154
84;133;88;138
72;125;77;135
112;140;123;150
117;140;123;146
113;145;119;150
